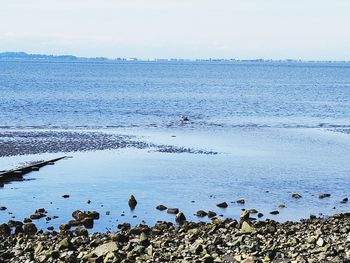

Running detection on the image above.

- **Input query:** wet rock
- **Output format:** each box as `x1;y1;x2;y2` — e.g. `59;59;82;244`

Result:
128;195;137;209
62;194;70;198
236;199;245;204
239;210;250;227
0;206;7;211
47;226;54;231
156;205;167;211
0;224;11;235
87;211;100;220
7;220;23;228
23;217;32;223
15;225;23;234
340;197;348;204
270;210;279;215
207;211;217;218
319;193;331;199
257;213;264;218
81;217;94;229
59;224;71;231
23;223;37;235
196;210;207;217
167;208;179;214
175;212;186;224
216;202;228;208
278;203;286;208
292;193;302;199
75;226;88;236
68;220;80;227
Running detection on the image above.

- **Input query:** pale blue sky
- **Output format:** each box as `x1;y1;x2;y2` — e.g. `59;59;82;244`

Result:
0;0;349;60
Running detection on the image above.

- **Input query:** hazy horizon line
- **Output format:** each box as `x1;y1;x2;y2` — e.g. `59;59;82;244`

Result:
1;50;350;63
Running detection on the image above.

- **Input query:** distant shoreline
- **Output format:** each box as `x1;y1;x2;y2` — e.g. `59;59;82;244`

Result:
1;51;349;64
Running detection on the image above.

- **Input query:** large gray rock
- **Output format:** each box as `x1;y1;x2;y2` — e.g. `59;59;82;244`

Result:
92;241;118;257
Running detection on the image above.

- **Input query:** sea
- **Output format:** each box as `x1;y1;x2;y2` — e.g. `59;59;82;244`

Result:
0;60;349;231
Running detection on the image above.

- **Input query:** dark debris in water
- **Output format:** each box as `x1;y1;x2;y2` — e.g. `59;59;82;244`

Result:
0;131;218;157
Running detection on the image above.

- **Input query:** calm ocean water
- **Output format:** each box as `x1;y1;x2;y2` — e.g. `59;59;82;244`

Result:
0;60;349;129
0;60;349;231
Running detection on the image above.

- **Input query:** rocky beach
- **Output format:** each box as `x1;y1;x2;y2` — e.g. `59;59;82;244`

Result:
1;210;349;262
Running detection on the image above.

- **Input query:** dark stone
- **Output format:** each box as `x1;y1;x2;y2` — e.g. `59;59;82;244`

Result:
68;220;81;227
196;210;208;217
216;202;228;208
0;206;7;211
81;218;94;229
62;194;70;198
319;194;331;199
15;225;23;234
0;223;11;235
292;193;302;199
175;212;186;224
75;226;88;236
87;211;100;220
23;223;37;235
236;199;245;204
156;205;167;211
7;220;23;228
59;224;71;231
128;195;137;209
167;208;179;214
257;213;264;218
270;211;279;215
207;211;217;218
340;197;348;204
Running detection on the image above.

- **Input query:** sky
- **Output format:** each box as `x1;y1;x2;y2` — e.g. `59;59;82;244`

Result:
0;0;349;60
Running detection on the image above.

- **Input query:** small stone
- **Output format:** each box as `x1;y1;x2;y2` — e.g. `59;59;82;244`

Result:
292;193;302;199
340;197;348;204
57;238;70;250
240;221;256;233
236;199;245;204
81;217;94;229
128;195;137;209
316;237;324;247
62;194;70;198
140;232;150;246
207;211;217;218
257;213;264;218
59;224;71;231
156;205;167;211
75;226;88;236
196;210;207;217
278;204;286;208
270;210;279;215
319;193;331;199
0;224;11;235
0;206;7;211
216;202;228;208
167;208;179;214
23;223;37;235
175;212;186;224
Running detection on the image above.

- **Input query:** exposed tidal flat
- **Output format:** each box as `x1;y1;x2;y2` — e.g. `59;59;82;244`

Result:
0;126;349;262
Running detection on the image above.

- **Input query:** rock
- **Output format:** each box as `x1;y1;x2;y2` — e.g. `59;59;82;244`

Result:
88;211;100;220
278;204;286;208
257;213;264;218
196;210;207;217
57;238;70;250
270;210;279;215
23;217;32;223
292;193;302;199
156;205;167;211
15;226;23;234
72;210;85;220
216;202;228;208
167;208;179;214
240;221;255;233
68;220;80;227
0;223;11;235
59;224;71;231
75;226;88;236
62;194;70;198
236;199;245;204
340;197;348;204
0;206;7;211
47;226;54;231
175;212;186;224
23;223;37;235
239;210;250;227
93;241;118;257
319;193;331;199
140;232;150;246
316;237;324;247
81;217;94;229
248;209;258;214
191;244;203;255
30;213;45;220
128;195;137;209
7;220;23;228
207;211;217;218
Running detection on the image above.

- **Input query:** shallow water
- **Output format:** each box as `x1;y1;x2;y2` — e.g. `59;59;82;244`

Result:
0;60;349;231
0;127;349;232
